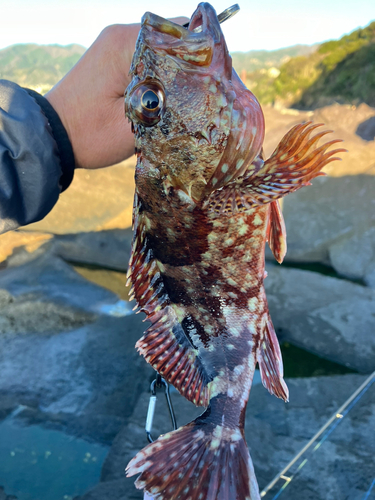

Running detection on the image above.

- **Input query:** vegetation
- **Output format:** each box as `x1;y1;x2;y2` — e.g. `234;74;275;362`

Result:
231;44;317;73
1;20;374;109
0;43;85;93
244;21;375;108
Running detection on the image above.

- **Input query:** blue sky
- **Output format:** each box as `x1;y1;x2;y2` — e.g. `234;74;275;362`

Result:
1;0;374;52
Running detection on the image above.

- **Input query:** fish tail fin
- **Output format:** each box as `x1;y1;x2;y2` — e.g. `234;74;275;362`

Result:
126;414;261;500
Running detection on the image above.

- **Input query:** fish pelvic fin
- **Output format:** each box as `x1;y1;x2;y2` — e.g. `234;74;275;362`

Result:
266;200;287;264
205;122;345;215
258;314;289;402
126;415;261;500
136;307;210;407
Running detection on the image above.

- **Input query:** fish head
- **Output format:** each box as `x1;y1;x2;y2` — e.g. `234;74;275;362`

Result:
125;2;264;199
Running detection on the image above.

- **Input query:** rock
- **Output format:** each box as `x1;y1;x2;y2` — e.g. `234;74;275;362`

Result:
276;175;375;263
356;115;375;142
263;104;375;177
264;264;375;373
50;229;133;271
0;253;127;314
0;230;52;265
3;228;133;275
0;253;152;443
73;478;141;500
0;310;152;443
23;158;136;234
0;487;17;500
76;374;374;500
312;104;375;177
1;313;152;443
0;289;95;334
249;374;375;499
329;226;375;288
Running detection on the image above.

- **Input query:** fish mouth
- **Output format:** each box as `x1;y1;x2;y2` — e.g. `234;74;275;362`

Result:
141;3;223;67
142;3;221;42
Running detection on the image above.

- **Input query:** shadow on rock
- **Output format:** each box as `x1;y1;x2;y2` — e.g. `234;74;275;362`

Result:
356;115;375;141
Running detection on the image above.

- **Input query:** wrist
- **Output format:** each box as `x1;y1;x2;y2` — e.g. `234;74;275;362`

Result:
25;87;75;191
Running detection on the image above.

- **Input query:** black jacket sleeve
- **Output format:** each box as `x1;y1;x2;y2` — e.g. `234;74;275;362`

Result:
0;80;75;234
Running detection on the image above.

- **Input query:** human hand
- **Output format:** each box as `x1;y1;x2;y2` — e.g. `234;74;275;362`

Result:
45;18;188;170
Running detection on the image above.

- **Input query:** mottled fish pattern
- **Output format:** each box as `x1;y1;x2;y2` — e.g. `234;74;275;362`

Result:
124;3;345;499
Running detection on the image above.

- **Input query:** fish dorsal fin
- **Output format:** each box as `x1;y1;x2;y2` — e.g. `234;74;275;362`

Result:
258;314;289;402
205;122;345;216
127;192;210;407
266;200;287;264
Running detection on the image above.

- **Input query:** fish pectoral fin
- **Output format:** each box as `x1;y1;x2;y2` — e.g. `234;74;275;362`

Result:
258;315;289;402
205;122;345;216
266;200;287;264
136;306;210;407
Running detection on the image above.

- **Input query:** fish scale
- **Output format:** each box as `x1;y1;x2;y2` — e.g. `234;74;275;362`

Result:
124;3;345;499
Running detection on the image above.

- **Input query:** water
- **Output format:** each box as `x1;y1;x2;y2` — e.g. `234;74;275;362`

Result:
281;342;356;378
0;413;108;500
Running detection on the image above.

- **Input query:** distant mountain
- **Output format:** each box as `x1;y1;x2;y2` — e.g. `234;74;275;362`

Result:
0;42;317;95
245;21;375;109
231;44;318;73
0;43;85;92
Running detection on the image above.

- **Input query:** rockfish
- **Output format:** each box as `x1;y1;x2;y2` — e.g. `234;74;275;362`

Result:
125;3;344;499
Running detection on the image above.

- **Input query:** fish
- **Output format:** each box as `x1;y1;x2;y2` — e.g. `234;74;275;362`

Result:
124;3;345;499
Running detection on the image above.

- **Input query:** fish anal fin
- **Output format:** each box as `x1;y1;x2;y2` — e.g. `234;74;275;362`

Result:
136;306;210;407
266;200;287;264
258;315;289;402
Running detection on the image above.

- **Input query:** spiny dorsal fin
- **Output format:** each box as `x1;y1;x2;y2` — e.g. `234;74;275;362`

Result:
258;314;289;402
266;200;287;264
127;192;210;407
205;122;346;216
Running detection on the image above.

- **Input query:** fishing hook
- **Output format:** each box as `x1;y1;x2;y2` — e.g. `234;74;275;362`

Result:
145;373;177;443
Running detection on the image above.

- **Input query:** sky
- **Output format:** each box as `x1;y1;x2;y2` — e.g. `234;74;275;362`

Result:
1;0;374;52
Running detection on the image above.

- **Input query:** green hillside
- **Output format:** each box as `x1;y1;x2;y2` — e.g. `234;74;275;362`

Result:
1;21;374;110
245;21;375;108
0;43;85;92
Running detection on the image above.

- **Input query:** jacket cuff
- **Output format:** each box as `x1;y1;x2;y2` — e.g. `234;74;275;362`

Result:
24;88;75;192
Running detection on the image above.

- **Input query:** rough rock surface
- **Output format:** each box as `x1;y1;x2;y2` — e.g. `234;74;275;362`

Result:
75;374;374;500
0;288;95;334
0;254;151;443
4;229;133;273
49;229;133;271
329;226;375;288
264;263;375;373
24;158;136;234
0;253;127;314
275;175;375;264
263;104;375;177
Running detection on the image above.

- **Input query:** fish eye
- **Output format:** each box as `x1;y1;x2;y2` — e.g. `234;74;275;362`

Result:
141;90;160;111
125;81;165;127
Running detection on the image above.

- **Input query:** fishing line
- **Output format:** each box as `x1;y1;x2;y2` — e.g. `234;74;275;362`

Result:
362;477;375;500
261;371;375;499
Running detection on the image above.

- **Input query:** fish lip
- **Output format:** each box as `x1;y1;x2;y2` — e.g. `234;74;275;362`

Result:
142;3;221;41
142;12;189;40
